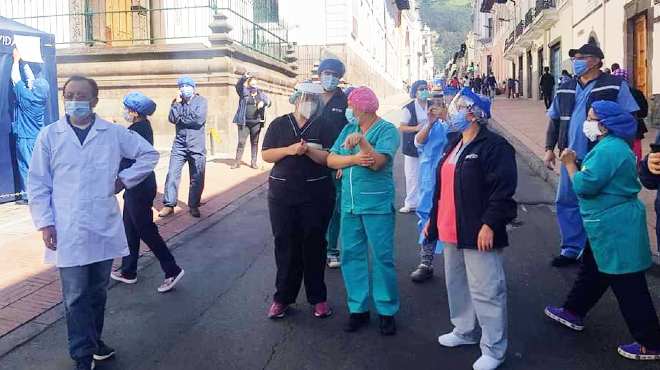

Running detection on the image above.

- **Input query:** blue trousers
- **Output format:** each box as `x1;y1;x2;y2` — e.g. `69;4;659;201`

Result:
340;212;399;316
14;136;36;200
163;145;205;208
556;165;587;258
59;259;113;361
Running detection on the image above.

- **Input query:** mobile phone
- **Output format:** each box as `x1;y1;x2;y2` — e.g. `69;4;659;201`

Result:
651;143;660;153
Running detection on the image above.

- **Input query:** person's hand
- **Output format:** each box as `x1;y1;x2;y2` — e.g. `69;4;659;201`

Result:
257;101;265;109
40;226;57;251
114;179;125;194
336;169;343;179
12;47;20;61
477;224;494;251
423;221;430;238
648;153;660;175
174;93;182;103
559;149;577;166
343;133;363;149
354;151;375;167
544;149;556;170
288;139;307;156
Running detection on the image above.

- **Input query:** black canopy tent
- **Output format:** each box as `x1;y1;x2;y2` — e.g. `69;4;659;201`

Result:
0;17;59;204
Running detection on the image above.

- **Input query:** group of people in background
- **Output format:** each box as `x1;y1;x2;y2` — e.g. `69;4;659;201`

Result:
21;40;660;370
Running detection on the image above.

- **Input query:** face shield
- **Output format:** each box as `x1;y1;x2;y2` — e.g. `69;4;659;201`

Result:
447;88;490;121
291;82;325;119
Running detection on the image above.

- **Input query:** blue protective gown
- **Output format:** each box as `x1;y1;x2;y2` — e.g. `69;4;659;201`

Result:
12;64;48;201
547;80;639;257
414;120;449;250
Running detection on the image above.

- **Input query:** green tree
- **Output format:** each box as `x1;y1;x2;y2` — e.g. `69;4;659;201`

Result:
418;0;472;72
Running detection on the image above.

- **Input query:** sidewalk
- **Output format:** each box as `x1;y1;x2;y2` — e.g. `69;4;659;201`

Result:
0;152;270;353
489;97;660;258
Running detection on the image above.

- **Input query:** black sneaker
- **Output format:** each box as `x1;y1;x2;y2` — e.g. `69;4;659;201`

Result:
189;207;201;218
93;341;115;361
551;255;578;268
379;315;396;336
410;264;433;283
344;312;370;333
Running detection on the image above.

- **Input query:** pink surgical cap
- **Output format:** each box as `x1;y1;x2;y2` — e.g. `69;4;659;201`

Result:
348;87;379;113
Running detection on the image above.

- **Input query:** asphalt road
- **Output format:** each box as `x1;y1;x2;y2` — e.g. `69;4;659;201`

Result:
2;154;660;370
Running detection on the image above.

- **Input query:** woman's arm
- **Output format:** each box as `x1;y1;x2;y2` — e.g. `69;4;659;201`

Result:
262;141;306;163
327;152;357;169
357;139;388;171
305;148;330;166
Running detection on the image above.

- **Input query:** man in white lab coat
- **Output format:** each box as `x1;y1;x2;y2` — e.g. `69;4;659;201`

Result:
28;75;159;370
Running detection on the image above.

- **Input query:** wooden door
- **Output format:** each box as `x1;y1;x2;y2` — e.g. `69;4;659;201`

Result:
633;14;648;96
105;0;133;45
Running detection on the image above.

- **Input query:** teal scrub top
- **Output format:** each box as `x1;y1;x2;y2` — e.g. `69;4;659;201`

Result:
573;135;652;274
330;118;400;215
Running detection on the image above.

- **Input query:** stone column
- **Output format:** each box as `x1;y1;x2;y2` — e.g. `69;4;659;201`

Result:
208;12;233;47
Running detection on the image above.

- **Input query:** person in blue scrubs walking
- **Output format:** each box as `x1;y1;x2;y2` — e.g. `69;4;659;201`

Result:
10;47;49;205
327;86;400;335
544;43;639;267
159;76;208;218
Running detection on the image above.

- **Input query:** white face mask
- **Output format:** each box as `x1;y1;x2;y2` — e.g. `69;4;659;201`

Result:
300;101;317;118
582;120;603;142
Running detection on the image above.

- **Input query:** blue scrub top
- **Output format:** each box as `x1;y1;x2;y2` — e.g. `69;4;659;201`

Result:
548;80;639;160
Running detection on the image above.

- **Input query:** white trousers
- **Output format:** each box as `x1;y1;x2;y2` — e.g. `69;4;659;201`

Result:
443;244;508;361
403;155;420;209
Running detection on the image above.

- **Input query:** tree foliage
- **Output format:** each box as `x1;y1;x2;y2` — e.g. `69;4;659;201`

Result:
418;0;472;71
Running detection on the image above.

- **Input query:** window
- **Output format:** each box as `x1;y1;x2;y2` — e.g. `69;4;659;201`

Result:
253;0;278;23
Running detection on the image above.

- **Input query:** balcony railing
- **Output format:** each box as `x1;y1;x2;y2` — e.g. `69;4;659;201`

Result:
515;20;524;37
8;0;289;62
536;0;556;12
524;8;535;28
504;30;515;51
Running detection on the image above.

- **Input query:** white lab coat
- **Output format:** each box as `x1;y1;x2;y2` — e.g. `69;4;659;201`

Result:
28;115;159;268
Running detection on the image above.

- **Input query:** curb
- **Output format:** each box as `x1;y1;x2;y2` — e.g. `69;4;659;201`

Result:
0;181;269;360
488;117;559;191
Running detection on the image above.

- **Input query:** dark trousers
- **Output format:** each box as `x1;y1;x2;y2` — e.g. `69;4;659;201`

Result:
564;246;660;349
60;260;113;361
543;89;553;109
122;187;181;279
235;122;261;165
163;145;205;208
268;193;334;305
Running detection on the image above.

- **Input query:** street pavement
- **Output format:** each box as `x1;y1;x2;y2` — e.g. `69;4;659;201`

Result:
1;149;660;370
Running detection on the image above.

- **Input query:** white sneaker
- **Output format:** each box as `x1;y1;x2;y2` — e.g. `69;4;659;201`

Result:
472;355;504;370
157;269;185;293
327;256;341;269
438;332;478;347
398;206;415;213
110;271;137;284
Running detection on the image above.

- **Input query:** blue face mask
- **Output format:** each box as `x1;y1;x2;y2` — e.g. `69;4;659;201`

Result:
447;110;471;132
345;108;357;123
65;100;92;120
572;59;590;77
321;74;340;91
180;85;195;99
417;90;430;101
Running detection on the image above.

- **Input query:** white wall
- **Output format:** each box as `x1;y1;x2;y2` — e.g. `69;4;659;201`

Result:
0;0;70;45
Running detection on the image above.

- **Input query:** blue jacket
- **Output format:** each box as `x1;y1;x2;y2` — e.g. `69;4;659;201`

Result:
168;94;207;152
426;127;518;249
232;76;270;126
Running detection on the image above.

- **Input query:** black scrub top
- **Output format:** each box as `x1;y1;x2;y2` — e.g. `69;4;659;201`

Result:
262;113;339;203
320;89;348;143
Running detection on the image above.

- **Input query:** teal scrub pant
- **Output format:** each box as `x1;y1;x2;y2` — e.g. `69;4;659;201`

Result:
326;176;341;258
340;212;399;316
